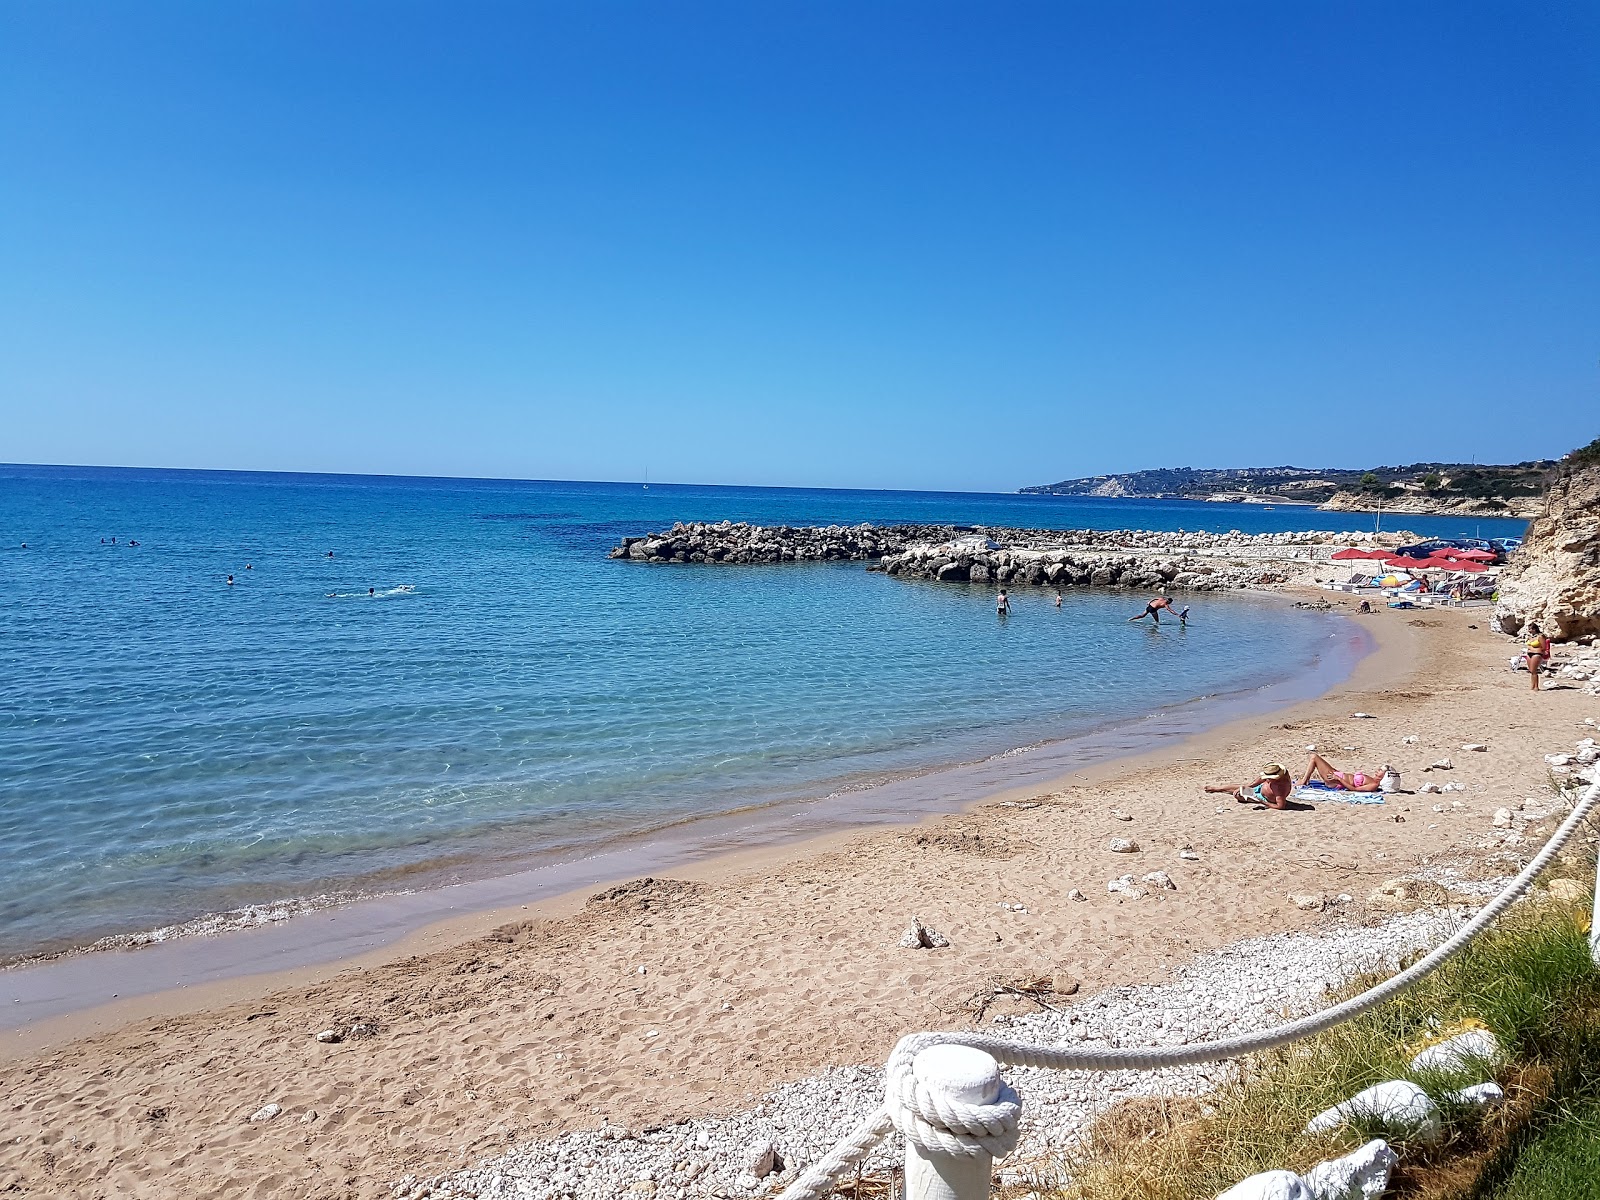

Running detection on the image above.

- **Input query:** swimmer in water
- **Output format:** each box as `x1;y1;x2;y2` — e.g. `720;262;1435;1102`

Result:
227;574;235;585
245;563;252;570
327;551;335;558
369;587;376;596
1127;596;1176;624
996;589;1010;615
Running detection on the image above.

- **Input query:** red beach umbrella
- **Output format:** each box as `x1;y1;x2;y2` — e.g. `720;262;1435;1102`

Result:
1451;548;1497;561
1331;547;1391;561
1447;561;1489;573
1383;556;1437;570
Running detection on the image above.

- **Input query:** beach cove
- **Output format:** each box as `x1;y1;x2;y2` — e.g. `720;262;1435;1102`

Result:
4;467;1511;965
3;590;1588;1200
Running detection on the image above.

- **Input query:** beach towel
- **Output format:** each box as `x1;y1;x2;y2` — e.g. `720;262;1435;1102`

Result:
1293;781;1386;804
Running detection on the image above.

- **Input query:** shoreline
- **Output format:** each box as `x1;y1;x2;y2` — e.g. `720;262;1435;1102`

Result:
7;587;1582;1200
2;590;1368;1041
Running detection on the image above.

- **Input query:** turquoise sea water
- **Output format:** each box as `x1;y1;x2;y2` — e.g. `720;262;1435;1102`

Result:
0;466;1526;961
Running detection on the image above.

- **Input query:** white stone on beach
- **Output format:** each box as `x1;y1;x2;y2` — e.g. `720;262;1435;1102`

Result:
897;917;949;949
248;1103;283;1123
1107;875;1146;900
1545;878;1587;904
1300;1138;1397;1200
1410;1028;1502;1075
1141;871;1176;891
1351;712;1375;719
1448;1081;1507;1107
1427;758;1453;771
744;1138;779;1178
1216;1170;1314;1200
1067;888;1086;902
1108;837;1139;853
1110;809;1134;821
1179;846;1200;860
1461;744;1488;752
1401;735;1419;745
1304;1080;1441;1142
1289;894;1325;912
1492;808;1514;828
314;1029;341;1043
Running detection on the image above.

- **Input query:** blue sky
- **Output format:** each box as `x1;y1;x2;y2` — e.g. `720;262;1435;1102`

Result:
2;2;1596;491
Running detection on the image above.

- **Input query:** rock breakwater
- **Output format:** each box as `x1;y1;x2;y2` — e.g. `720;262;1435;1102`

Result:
609;522;960;563
612;522;1410;592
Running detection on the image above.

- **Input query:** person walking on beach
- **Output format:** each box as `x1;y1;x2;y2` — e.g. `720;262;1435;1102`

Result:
1525;623;1551;691
1204;764;1292;809
996;589;1010;616
1128;596;1175;624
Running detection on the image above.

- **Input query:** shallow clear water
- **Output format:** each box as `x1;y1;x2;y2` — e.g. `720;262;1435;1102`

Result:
0;466;1525;960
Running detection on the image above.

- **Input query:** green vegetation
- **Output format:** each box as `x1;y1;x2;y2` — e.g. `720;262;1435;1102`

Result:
1038;876;1600;1200
1565;436;1600;472
1480;1092;1600;1200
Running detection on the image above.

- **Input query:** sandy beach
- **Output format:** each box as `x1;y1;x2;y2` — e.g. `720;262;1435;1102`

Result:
2;593;1591;1200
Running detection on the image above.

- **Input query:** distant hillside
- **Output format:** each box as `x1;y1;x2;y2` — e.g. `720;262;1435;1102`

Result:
1019;460;1559;517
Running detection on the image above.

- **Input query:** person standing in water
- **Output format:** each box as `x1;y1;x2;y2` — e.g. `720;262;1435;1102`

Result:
1178;605;1190;626
1128;596;1175;624
996;589;1010;616
1053;589;1063;608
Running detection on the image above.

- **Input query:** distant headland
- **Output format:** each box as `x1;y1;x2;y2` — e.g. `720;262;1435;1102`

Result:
1018;460;1556;518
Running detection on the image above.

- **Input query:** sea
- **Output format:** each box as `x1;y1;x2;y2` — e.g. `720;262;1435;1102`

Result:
0;465;1528;963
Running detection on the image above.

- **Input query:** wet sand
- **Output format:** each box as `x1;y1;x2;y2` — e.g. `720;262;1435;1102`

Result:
2;593;1586;1200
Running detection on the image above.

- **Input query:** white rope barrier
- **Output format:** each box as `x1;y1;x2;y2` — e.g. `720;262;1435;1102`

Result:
778;778;1600;1200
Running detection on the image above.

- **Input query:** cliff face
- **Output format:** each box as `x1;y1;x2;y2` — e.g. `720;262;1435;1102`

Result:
1494;463;1600;641
1320;491;1542;519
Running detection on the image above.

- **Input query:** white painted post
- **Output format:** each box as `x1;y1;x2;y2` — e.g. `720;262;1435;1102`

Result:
904;1045;1003;1200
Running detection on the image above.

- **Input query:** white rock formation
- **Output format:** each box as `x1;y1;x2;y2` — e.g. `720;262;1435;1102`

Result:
1304;1080;1441;1142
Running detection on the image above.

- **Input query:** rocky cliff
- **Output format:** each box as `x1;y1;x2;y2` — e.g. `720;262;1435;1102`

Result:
1494;460;1600;641
1320;491;1542;519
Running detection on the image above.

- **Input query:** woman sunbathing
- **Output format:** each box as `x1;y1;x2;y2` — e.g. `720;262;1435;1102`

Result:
1300;753;1385;792
1204;763;1293;809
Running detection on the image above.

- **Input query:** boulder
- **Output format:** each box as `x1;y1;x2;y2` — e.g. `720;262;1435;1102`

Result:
1304;1080;1441;1142
1215;1171;1315;1200
1107;837;1140;853
1546;877;1588;904
1299;1139;1397;1200
1409;1028;1503;1076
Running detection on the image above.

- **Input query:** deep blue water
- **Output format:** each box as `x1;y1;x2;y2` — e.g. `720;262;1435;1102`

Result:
0;466;1525;960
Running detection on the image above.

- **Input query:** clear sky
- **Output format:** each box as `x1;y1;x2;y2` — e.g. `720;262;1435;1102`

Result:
2;2;1596;491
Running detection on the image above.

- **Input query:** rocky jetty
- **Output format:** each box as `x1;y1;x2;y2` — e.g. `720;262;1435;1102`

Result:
609;521;960;563
1494;453;1600;641
613;522;1407;592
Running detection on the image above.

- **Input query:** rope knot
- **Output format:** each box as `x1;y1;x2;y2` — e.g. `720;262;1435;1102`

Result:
885;1035;1022;1159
